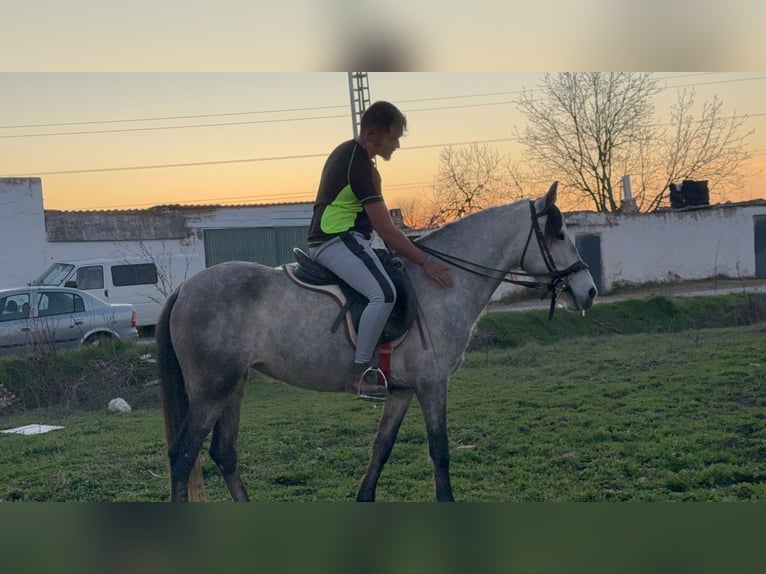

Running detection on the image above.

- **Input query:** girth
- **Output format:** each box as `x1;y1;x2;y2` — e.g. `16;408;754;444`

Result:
283;247;419;348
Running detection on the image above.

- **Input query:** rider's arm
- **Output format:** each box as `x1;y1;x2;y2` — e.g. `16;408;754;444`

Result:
364;201;453;288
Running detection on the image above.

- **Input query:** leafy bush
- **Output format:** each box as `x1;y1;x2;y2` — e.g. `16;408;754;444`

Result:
0;340;158;413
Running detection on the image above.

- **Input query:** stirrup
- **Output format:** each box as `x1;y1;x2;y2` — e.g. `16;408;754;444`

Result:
357;366;388;401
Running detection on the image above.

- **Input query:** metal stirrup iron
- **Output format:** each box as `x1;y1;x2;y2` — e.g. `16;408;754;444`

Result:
357;366;388;398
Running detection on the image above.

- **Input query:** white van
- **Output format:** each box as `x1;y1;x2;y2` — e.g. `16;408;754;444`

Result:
34;254;204;329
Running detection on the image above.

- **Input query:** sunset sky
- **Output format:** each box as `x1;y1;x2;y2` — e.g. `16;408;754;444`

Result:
2;72;765;212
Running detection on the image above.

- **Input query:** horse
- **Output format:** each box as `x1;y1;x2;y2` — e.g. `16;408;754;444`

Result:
157;182;597;502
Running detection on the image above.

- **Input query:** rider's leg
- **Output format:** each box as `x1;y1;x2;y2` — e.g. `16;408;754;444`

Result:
311;232;397;364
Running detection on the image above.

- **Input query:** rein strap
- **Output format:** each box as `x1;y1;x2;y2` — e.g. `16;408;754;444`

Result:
415;201;588;320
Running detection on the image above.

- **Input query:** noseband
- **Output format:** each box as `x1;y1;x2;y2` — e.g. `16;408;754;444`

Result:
416;200;588;320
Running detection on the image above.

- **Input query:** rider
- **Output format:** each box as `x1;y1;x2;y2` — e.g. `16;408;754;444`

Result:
308;101;453;400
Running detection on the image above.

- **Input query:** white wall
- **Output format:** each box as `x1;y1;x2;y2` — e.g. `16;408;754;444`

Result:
4;176;766;299
0;178;48;287
567;202;766;292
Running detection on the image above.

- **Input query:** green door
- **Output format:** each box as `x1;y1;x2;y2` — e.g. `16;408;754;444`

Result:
203;227;309;267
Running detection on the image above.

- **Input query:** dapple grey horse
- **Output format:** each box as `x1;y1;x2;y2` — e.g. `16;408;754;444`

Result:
157;182;597;502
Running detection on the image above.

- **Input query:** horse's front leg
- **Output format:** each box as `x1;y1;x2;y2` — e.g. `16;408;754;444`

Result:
357;388;414;502
417;380;454;502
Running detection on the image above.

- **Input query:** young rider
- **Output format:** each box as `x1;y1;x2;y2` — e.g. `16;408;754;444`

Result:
308;101;452;400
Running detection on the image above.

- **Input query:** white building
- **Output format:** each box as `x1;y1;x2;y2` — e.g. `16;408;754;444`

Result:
566;201;766;292
0;179;48;287
2;177;766;296
1;178;313;288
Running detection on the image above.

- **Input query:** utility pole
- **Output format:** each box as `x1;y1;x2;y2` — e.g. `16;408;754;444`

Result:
347;72;371;139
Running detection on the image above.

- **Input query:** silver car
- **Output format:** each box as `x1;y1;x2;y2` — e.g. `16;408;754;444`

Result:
0;286;138;356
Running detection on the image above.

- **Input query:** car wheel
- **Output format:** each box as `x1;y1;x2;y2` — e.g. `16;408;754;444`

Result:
85;333;112;346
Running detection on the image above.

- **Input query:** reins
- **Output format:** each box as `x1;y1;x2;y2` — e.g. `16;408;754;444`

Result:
415;200;588;320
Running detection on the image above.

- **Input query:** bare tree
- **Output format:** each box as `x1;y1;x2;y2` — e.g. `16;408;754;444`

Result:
517;73;660;212
644;89;753;211
515;73;753;212
124;240;199;303
395;194;443;229
432;143;524;221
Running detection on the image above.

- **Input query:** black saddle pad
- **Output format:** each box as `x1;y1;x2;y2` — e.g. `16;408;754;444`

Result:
293;247;418;343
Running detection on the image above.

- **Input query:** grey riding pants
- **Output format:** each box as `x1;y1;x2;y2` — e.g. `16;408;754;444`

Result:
309;232;396;364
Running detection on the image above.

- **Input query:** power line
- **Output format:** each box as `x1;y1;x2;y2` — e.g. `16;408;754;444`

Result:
15;126;765;177
0;113;349;139
662;74;766;90
0;102;521;139
0;104;349;130
14;132;765;178
11;152;328;176
11;138;518;176
7;99;763;141
2;100;531;139
0;73;720;130
6;73;764;184
2;73;762;138
44;142;766;210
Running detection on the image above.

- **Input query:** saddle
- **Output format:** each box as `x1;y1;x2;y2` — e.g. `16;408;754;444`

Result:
282;247;419;348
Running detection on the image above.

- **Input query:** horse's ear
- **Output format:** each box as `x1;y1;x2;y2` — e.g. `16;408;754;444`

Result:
545;182;558;207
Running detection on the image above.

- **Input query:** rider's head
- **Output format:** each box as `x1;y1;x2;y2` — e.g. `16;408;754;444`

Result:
358;101;407;161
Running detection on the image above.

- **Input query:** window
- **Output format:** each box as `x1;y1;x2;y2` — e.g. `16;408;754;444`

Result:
76;266;104;290
111;263;158;287
37;292;84;316
0;293;30;322
34;263;74;286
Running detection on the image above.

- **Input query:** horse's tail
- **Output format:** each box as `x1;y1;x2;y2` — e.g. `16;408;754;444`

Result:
157;288;207;502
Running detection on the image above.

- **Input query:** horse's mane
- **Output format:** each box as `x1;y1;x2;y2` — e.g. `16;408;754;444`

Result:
415;198;564;246
415;201;526;245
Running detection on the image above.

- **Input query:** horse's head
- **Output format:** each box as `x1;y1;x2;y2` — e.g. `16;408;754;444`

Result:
521;182;597;313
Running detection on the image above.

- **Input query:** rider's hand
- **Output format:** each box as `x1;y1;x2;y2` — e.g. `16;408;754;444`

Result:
423;258;453;288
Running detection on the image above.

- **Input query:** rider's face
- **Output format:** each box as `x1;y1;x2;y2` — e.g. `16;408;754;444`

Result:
370;124;403;161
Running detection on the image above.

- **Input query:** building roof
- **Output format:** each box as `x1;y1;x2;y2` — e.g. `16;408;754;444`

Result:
46;200;314;215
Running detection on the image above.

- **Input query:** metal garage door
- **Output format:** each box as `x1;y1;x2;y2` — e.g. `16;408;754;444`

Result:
203;227;309;268
755;216;766;278
575;234;604;293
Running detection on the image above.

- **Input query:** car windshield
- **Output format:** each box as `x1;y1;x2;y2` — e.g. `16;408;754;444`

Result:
34;263;75;286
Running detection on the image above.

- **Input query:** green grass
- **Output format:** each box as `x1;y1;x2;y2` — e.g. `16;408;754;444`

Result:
452;326;766;501
472;292;766;349
2;294;766;501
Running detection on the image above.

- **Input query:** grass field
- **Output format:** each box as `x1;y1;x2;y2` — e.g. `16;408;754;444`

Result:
1;294;765;502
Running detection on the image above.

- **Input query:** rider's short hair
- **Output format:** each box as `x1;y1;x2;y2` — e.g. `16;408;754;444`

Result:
360;101;407;134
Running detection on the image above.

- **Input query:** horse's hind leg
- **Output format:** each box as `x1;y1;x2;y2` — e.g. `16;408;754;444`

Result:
357;388;414;502
168;402;225;502
209;375;250;502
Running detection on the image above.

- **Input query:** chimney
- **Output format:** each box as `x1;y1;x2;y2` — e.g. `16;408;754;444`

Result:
620;175;638;213
389;208;407;229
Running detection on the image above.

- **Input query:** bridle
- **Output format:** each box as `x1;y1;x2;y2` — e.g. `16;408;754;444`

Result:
518;200;590;317
416;200;589;320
